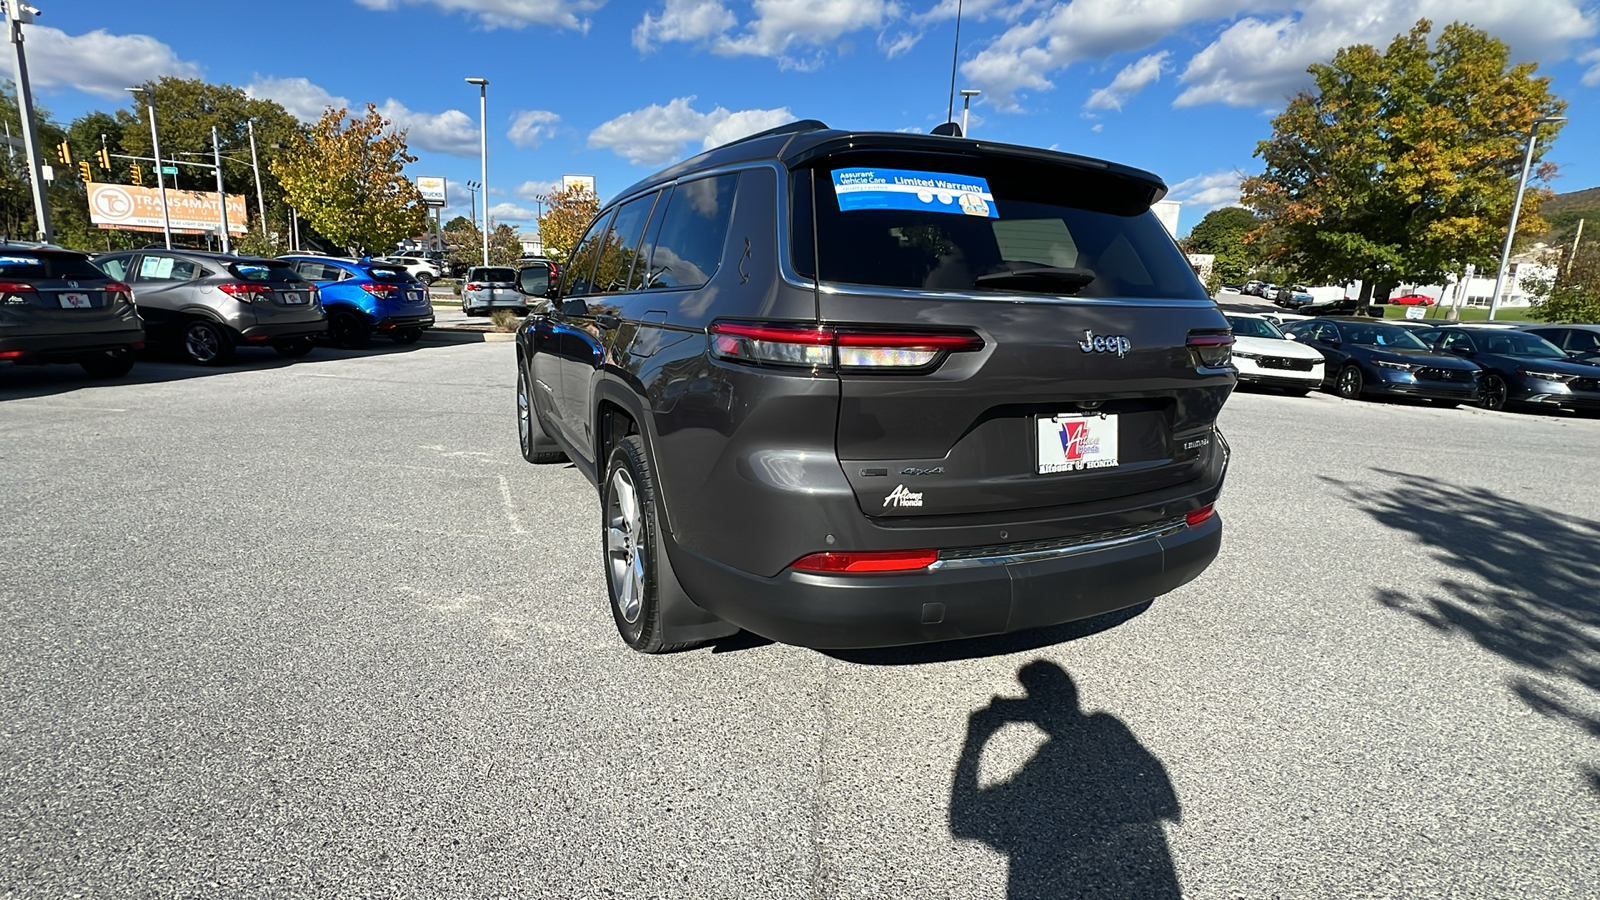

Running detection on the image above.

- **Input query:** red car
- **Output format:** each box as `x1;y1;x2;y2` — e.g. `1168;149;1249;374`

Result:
1391;294;1436;305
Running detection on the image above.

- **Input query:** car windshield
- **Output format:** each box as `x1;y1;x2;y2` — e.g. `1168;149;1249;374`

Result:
793;153;1207;300
230;261;303;283
1341;323;1429;349
0;251;106;280
1475;331;1567;358
1225;316;1283;339
473;268;516;283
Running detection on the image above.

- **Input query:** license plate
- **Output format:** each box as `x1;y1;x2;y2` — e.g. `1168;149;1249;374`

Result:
281;292;305;304
59;292;91;308
1036;413;1120;474
411;291;424;302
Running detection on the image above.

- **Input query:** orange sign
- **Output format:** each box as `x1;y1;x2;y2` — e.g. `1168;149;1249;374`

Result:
87;183;247;235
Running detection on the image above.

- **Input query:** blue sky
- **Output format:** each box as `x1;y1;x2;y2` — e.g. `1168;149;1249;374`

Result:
15;0;1600;236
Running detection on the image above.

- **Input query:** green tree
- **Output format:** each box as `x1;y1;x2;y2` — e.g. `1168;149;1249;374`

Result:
1182;206;1259;285
443;218;482;271
535;183;598;265
1241;20;1566;309
488;222;522;267
1524;243;1600;323
271;104;427;257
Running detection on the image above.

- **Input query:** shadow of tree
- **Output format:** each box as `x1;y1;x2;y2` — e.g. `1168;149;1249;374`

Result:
1327;469;1600;740
950;661;1181;899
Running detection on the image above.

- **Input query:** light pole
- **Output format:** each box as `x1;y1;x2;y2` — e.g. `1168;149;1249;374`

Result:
127;86;173;249
465;180;480;231
466;77;489;266
5;1;51;242
1488;115;1567;320
960;89;980;137
210;125;231;254
246;119;267;236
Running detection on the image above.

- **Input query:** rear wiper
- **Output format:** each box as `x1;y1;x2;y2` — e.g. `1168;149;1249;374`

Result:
972;266;1096;293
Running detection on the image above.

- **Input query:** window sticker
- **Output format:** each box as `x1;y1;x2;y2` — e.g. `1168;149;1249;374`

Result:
139;256;175;279
831;168;997;218
0;255;39;266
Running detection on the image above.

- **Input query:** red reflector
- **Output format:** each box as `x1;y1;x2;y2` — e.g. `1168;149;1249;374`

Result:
791;549;940;573
1185;334;1234;347
1186;504;1215;527
246;334;271;341
0;281;36;292
0;349;22;359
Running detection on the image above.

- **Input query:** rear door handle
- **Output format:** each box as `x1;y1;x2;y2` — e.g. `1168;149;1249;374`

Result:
595;313;620;330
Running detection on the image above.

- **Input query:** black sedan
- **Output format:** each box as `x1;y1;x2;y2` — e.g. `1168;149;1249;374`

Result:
1520;323;1600;365
1283;317;1482;405
1415;326;1600;413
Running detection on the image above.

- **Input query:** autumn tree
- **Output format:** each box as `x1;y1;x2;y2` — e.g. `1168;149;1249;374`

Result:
535;183;598;265
1241;20;1566;309
1182;207;1259;285
1524;243;1600;323
271;104;427;257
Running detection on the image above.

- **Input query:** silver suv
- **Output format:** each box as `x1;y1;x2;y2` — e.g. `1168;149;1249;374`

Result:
94;250;327;365
461;266;525;316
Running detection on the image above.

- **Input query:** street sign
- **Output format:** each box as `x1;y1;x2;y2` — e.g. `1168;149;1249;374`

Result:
159;166;178;175
1405;305;1425;320
415;175;447;207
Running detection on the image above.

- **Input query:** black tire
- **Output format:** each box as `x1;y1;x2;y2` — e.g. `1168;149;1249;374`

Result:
517;360;567;464
417;273;435;286
328;311;372;349
1480;374;1509;411
1281;386;1311;397
79;351;134;378
390;328;423;345
274;338;315;358
181;319;234;366
602;435;693;653
1336;364;1364;400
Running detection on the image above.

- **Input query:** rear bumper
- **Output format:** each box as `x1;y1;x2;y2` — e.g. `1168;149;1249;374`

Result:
238;319;328;343
669;514;1221;649
376;314;435;331
0;326;145;362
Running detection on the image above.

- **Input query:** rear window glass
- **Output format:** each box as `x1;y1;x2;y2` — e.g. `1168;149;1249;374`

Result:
365;266;413;282
642;174;737;291
792;155;1206;300
0;252;106;280
230;261;303;283
474;268;516;283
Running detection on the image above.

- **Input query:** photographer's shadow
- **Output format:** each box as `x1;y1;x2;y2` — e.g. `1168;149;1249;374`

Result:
950;661;1182;900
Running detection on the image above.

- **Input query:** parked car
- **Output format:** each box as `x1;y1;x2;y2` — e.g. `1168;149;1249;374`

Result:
1257;311;1312;330
374;254;442;285
1390;293;1436;306
1243;280;1266;297
1520;323;1600;365
461;266;527;316
1224;313;1324;395
93;250;326;365
1415;326;1600;413
0;242;143;377
1302;297;1383;317
1282;317;1481;405
512;120;1233;652
280;255;434;347
1272;286;1314;308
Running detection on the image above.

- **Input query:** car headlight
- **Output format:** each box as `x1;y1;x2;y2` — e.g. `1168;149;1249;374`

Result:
1372;359;1411;371
1517;368;1575;383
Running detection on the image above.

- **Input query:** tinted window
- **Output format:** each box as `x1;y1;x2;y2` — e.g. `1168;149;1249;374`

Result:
1224;316;1282;339
365;266;413;282
136;255;199;282
1477;331;1566;358
792;154;1204;300
295;261;349;282
1566;330;1600;352
0;251;110;280
471;267;516;284
1437;331;1476;353
643;173;737;290
562;211;615;298
230;261;303;283
594;191;660;293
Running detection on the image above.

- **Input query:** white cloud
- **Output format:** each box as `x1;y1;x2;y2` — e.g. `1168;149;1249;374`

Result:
1091;122;1103;132
488;201;540;222
508;109;560;148
516;179;561;200
878;30;922;58
354;0;601;31
1168;170;1244;214
0;26;200;99
634;0;739;51
1574;47;1600;87
632;0;904;67
376;100;480;157
246;77;350;123
588;96;794;166
1085;50;1170;111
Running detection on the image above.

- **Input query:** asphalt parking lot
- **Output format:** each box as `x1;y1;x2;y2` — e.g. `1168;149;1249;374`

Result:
3;343;1597;898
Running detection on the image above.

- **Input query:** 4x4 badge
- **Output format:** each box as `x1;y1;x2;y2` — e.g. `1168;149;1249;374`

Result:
1079;330;1131;357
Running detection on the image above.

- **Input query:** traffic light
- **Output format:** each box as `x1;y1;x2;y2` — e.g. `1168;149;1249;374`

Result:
78;160;92;183
129;163;143;186
55;141;71;165
95;147;110;170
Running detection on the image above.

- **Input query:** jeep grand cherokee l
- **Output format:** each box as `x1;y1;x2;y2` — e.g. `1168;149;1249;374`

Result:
0;243;143;377
512;121;1235;652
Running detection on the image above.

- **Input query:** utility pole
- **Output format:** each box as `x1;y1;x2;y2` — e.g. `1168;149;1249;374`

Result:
1570;219;1585;275
128;87;172;249
246;120;267;236
211;126;231;253
1489;115;1567;320
6;1;51;242
467;77;490;266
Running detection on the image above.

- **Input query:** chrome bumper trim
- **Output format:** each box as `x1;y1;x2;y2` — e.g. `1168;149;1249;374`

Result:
927;522;1188;571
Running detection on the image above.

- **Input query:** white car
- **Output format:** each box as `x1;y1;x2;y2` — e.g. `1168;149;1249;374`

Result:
375;254;442;285
1224;313;1326;395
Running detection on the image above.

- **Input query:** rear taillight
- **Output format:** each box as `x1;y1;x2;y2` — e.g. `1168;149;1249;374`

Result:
0;281;36;293
362;283;397;298
1186;332;1234;368
1186;503;1215;527
709;322;983;371
791;549;940;573
105;281;133;305
218;283;270;300
466;282;481;292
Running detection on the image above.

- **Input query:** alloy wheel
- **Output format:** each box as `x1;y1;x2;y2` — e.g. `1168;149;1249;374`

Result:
185;323;221;363
606;468;645;625
517;367;532;455
1338;366;1362;399
1481;374;1508;411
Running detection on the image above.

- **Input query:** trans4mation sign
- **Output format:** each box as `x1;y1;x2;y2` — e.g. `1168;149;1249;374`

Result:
832;168;997;218
1037;414;1120;474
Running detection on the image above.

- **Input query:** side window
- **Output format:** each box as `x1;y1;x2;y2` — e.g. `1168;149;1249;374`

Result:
135;256;197;282
1314;323;1339;343
593;191;660;293
96;256;129;280
642;173;738;290
562;210;616;298
1442;332;1476;353
1568;330;1600;352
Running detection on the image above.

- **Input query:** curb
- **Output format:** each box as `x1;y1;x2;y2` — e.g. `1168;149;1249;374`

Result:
419;328;515;344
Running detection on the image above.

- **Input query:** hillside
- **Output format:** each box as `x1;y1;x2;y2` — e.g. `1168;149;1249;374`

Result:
1535;185;1600;245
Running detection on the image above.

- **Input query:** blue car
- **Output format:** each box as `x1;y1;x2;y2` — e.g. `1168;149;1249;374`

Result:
1283;316;1482;406
1415;326;1600;413
278;255;434;348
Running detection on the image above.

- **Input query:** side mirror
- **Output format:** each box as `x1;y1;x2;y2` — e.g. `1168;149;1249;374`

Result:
1284;332;1298;341
516;264;551;298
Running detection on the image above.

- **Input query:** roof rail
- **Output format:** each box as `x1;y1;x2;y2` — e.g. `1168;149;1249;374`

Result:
712;118;829;151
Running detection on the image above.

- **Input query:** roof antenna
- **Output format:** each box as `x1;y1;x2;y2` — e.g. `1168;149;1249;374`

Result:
944;0;964;127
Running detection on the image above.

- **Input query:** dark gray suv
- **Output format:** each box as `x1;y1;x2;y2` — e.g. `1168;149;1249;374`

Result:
0;243;143;377
94;250;326;365
514;122;1234;652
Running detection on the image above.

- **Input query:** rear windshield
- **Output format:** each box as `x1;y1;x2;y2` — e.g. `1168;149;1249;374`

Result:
473;268;516;283
365;266;414;282
230;261;304;283
791;153;1206;300
0;251;106;280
